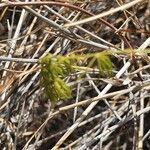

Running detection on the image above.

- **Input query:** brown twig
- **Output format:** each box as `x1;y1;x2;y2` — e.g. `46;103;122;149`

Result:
2;0;134;48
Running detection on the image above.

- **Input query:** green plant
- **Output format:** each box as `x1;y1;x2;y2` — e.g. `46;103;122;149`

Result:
39;52;113;101
39;54;73;101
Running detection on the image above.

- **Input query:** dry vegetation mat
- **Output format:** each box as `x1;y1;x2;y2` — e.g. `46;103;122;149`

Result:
0;0;150;149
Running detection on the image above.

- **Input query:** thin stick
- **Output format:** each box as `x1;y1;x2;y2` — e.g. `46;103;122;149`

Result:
0;56;38;63
64;0;144;27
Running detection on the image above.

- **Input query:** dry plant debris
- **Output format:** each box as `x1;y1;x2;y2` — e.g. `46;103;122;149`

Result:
0;0;150;150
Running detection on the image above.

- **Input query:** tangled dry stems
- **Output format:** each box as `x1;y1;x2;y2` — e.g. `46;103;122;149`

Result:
0;0;150;150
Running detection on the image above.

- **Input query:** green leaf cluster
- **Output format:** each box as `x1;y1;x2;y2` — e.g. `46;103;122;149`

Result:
95;52;112;76
84;52;112;76
39;52;112;101
39;54;73;101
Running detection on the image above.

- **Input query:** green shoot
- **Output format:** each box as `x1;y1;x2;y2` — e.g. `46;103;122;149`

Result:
39;52;113;101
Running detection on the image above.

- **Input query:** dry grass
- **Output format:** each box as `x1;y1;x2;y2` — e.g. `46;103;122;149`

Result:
0;0;150;150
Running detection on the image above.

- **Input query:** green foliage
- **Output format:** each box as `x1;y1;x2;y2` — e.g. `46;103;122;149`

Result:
95;52;112;76
39;54;73;101
38;48;150;101
39;52;112;101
